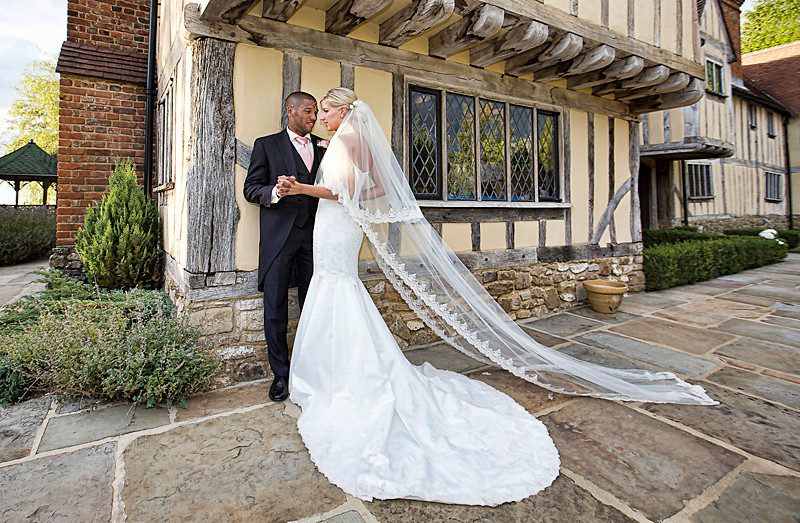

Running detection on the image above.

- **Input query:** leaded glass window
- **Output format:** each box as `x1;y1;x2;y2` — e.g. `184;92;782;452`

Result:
446;94;476;200
409;86;441;199
687;163;713;199
509;104;534;202
537;111;560;201
765;172;782;201
480;99;506;201
705;60;724;96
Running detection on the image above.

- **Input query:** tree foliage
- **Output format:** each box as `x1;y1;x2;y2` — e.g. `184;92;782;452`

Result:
741;0;800;54
3;59;59;156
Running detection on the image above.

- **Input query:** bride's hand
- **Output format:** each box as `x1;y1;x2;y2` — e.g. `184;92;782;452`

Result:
277;176;296;197
286;180;305;196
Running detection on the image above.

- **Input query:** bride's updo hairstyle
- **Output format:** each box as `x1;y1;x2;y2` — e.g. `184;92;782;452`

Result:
322;87;358;111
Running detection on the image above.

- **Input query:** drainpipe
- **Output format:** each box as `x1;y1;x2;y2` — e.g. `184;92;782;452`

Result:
143;0;158;198
784;115;794;230
680;161;690;227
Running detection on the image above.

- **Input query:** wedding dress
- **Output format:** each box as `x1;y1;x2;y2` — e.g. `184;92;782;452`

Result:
288;100;715;506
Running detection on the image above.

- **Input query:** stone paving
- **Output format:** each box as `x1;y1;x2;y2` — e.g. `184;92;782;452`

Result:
1;254;799;522
0;257;49;308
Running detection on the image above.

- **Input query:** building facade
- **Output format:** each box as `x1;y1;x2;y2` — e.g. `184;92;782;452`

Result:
638;0;794;232
150;0;708;384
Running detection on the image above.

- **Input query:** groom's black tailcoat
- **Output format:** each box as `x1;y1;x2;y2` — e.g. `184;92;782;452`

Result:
243;129;324;380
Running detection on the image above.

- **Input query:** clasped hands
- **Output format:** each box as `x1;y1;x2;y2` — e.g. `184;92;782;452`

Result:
276;175;303;197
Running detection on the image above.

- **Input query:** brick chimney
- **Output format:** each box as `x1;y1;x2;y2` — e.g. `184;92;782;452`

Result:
719;0;745;78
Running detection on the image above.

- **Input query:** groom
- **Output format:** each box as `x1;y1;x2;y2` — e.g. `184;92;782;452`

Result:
243;91;325;402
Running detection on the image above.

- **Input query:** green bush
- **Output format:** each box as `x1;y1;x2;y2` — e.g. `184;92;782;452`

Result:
642;227;720;247
723;228;800;250
0;206;55;265
644;236;787;291
76;159;162;289
0;271;220;407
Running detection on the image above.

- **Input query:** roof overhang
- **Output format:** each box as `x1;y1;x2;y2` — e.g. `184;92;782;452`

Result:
640;137;735;160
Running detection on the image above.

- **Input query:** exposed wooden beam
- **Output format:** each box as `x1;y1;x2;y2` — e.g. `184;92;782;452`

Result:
326;0;394;36
533;44;614;83
262;0;305;21
470;19;548;67
593;64;669;96
567;55;643;90
199;0;259;22
428;4;505;58
379;0;456;48
505;32;582;76
616;72;690;102
630;78;704;114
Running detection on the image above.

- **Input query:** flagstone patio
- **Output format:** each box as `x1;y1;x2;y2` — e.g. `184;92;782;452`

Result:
2;255;799;522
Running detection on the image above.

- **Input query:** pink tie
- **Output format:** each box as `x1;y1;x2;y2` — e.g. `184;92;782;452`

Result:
295;136;313;172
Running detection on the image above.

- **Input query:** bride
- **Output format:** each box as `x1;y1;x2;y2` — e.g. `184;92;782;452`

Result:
280;87;715;506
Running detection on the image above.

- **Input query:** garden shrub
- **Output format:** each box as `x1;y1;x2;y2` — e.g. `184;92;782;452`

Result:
75;159;162;289
642;227;720;247
723;228;800;250
0;205;55;265
0;271;219;407
644;236;787;291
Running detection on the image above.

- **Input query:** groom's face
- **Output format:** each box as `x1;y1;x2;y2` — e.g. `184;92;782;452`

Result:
287;99;318;136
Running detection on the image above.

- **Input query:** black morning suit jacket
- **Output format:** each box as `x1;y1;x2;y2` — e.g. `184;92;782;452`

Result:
242;129;324;292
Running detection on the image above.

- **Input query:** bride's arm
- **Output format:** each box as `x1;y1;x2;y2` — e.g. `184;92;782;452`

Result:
290;183;338;200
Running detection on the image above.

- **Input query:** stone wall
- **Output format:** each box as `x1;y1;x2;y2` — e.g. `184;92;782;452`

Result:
678;215;790;233
167;254;644;387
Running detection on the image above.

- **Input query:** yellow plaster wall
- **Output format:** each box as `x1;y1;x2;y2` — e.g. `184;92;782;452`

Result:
354;66;393;141
442;222;472;252
683;0;696;60
287;6;325;31
480;222;507;251
578;0;602;25
613;119;632;243
569;109;590;244
300;55;342;137
545;220;566;247
593;115;611;245
544;0;571;14
514;221;539;249
661;0;679;53
608;1;629;36
634;0;655;45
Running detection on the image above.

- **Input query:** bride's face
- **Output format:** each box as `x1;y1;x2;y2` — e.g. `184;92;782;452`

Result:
320;98;348;132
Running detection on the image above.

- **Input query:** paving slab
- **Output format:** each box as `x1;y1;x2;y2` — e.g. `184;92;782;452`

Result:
520;326;570;347
175;382;270;422
0;442;115;521
121;404;345;521
542;400;743;521
646;383;800;471
322;510;366;523
762;315;800;331
713;318;800;349
618;292;690;311
674;298;769;320
574;331;719;377
559;343;664;373
771;305;800;320
521;313;604;337
404;343;485;373
715;273;771;283
608;317;735;355
38;403;170;452
714;338;800;376
364;475;633;522
736;284;800;303
566;307;640;325
0;395;50;463
465;368;569;414
653;307;731;328
715;292;782;308
706;366;800;410
692;473;800;523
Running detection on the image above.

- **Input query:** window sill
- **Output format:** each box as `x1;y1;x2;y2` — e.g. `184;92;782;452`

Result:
705;89;727;99
765;198;783;203
768;133;777;139
688;196;714;200
418;200;571;209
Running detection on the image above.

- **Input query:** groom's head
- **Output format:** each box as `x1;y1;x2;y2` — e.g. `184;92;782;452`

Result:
285;91;317;136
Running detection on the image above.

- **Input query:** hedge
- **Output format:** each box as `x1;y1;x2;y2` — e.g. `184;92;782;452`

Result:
644;236;787;291
0;206;56;265
723;228;800;250
642;227;720;247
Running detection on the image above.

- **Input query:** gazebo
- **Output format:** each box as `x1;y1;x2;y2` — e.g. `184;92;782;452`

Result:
0;140;57;206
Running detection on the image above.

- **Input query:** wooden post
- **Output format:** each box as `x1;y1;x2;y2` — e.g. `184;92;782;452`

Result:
629;121;642;242
14;180;20;206
186;38;239;275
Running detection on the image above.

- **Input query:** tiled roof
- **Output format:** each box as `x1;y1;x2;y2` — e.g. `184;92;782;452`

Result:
56;41;148;86
742;41;800;117
0;141;57;178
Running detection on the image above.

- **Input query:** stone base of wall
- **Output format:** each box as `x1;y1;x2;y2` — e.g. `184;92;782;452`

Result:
166;253;644;387
679;215;790;233
48;246;88;282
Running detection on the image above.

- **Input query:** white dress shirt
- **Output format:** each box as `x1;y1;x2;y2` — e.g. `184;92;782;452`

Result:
272;127;314;203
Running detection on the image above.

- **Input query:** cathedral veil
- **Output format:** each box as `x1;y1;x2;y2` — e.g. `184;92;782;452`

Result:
315;99;716;406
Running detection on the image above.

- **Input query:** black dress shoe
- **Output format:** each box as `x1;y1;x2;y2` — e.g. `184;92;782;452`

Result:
269;376;289;402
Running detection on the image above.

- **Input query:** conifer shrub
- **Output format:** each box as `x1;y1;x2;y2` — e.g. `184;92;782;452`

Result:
75;159;162;289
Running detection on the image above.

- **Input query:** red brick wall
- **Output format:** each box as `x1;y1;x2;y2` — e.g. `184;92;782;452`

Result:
57;75;147;246
66;0;150;54
720;0;744;78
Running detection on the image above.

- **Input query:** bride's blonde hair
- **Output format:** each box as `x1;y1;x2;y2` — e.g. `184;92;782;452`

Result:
322;87;358;109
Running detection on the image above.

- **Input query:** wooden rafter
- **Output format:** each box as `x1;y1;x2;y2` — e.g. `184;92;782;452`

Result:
616;72;690;102
470;19;548;67
630;78;704;114
533;44;614;83
262;0;306;21
593;65;669;96
379;0;456;48
505;32;583;76
567;55;643;90
326;0;394;36
428;4;505;58
199;0;259;22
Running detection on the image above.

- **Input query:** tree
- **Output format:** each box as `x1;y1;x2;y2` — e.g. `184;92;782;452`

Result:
3;59;59;156
741;0;800;54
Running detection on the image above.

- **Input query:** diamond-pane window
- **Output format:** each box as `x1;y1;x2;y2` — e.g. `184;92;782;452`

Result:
480;99;506;201
537;111;560;202
409;87;441;199
509;104;534;202
445;94;476;200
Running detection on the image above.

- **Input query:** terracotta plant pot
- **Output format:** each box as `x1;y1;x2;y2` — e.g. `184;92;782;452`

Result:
583;280;629;314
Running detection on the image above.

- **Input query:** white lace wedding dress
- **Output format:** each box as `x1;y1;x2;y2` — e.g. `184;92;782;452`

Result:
288;196;561;506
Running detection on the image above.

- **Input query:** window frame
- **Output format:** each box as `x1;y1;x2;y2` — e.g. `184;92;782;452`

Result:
767;111;776;138
156;78;175;189
748;104;758;130
407;85;443;200
765;172;783;202
686;162;714;200
404;79;568;209
705;59;725;96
